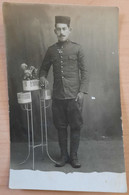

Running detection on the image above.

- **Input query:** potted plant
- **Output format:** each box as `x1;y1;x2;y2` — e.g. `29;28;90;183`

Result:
21;63;40;91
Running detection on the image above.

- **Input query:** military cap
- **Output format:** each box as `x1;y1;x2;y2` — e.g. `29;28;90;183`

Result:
55;16;70;26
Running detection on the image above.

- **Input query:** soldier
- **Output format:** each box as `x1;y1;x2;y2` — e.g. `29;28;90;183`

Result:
39;16;88;168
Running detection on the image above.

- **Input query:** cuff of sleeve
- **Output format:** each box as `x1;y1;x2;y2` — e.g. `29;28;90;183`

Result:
79;86;88;94
79;91;88;95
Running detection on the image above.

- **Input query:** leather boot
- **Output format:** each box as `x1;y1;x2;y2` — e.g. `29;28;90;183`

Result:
55;153;69;167
70;129;81;168
55;128;69;167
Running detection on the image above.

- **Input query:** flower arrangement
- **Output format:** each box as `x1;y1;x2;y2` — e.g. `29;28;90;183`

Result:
21;63;38;80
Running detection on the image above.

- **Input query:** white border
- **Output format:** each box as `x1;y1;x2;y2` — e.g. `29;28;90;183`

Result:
9;169;127;192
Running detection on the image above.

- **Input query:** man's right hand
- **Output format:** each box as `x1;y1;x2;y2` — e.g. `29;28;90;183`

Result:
39;76;49;88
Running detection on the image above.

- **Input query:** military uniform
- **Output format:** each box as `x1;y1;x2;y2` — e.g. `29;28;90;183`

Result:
40;40;88;99
39;16;88;168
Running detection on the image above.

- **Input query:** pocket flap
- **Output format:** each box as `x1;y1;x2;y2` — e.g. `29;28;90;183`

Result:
68;55;77;60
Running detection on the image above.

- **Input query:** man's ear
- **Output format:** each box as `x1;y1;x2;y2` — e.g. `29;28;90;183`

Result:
69;27;72;32
54;28;57;34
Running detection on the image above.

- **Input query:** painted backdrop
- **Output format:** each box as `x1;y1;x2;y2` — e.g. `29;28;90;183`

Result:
3;3;121;142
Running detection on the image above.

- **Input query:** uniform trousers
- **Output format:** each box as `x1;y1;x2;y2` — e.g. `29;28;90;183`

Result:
52;98;83;130
52;98;83;157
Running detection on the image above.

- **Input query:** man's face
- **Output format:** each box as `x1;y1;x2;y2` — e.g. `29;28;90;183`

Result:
54;23;71;42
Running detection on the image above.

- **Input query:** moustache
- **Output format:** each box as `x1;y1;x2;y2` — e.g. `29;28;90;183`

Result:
59;35;65;38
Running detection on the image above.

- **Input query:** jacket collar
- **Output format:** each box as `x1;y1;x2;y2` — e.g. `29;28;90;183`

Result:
56;39;70;48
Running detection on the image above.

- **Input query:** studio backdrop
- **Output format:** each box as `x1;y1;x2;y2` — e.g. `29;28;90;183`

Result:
3;3;121;142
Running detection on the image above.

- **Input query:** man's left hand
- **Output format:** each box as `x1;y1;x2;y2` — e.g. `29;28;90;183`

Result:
75;92;84;111
75;92;84;102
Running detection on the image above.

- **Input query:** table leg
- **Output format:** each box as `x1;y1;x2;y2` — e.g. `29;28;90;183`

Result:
19;103;31;164
39;94;44;156
30;102;35;170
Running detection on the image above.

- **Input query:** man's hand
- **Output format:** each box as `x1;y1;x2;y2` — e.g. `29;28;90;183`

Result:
75;92;84;111
39;76;49;88
75;92;84;102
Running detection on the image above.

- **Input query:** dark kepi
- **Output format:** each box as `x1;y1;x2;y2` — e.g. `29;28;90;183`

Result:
55;16;70;26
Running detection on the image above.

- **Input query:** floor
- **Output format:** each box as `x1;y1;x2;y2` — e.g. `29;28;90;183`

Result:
10;138;125;173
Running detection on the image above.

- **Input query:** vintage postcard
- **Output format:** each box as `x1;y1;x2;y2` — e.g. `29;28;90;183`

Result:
3;2;127;192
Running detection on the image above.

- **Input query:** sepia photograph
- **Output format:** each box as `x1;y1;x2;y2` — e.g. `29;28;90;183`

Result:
3;2;127;192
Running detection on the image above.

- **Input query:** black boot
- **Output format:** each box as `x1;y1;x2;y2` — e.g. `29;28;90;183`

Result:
70;129;81;168
55;128;69;167
55;153;69;167
70;153;81;168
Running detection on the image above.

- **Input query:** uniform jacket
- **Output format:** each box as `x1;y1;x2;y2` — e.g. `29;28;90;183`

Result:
39;40;88;99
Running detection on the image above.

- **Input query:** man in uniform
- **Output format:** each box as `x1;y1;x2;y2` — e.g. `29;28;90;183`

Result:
39;16;88;168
